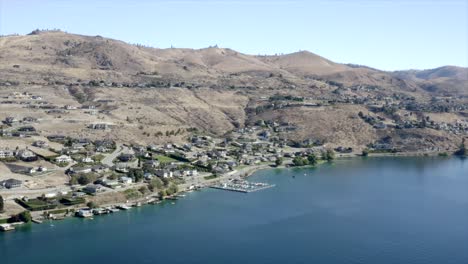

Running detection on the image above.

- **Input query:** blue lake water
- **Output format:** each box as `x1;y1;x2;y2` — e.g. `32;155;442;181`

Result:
1;157;468;264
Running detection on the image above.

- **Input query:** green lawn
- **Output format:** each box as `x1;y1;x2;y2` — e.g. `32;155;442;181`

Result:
16;198;58;211
154;155;177;163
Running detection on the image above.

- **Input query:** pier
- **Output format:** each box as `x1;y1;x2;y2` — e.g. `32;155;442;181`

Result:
210;179;275;193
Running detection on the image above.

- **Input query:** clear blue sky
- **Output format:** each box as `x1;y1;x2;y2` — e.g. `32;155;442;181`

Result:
0;0;467;70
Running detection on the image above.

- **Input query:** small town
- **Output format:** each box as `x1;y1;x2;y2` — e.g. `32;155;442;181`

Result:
0;91;340;230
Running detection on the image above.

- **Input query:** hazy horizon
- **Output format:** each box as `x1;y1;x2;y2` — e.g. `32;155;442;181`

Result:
0;0;467;71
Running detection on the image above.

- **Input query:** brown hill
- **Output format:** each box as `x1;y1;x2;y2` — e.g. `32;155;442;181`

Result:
0;30;466;151
393;66;468;96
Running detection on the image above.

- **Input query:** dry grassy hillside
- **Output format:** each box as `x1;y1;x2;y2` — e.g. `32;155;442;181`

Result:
0;30;466;151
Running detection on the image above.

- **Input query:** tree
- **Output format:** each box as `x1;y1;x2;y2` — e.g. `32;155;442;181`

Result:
455;138;467;156
148;178;164;192
362;149;369;157
307;154;318;166
292;157;306;166
128;169;144;182
158;189;167;198
86;201;98;209
166;183;178;195
0;195;4;213
11;211;32;223
77;174;96;185
275;157;284;167
138;186;148;195
324;149;335;161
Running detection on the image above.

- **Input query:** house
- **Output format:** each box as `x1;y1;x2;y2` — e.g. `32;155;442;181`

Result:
181;170;198;177
47;134;67;142
55;155;72;163
118;154;134;162
33;140;48;148
144;159;160;168
71;166;93;174
96;146;109;153
92;165;109;173
1;179;22;189
373;122;387;129
101;180;120;189
17;126;36;132
119;177;133;184
64;105;77;110
22;116;38;123
89;123;108;130
42;192;58;199
0;149;15;159
83;184;102;194
82;156;93;163
155;170;173;178
4;117;19;125
15;149;38;162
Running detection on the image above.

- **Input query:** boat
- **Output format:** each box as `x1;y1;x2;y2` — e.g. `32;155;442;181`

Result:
75;209;93;218
133;202;142;207
106;207;120;213
92;208;106;215
117;205;132;210
0;224;15;232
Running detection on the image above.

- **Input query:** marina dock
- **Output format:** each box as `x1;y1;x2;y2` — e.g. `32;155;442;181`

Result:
210;179;275;193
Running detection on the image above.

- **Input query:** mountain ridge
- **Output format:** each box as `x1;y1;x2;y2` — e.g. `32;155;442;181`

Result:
0;30;466;153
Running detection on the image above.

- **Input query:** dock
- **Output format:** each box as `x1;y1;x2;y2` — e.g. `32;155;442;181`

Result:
32;219;43;224
210;179;275;193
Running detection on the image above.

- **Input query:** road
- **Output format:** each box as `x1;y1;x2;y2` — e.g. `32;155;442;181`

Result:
101;143;132;167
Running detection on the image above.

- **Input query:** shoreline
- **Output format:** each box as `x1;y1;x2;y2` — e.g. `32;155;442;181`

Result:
0;153;460;229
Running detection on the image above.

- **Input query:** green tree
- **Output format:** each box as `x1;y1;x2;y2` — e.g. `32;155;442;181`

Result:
76;174;97;185
86;201;98;209
166;183;178;195
0;195;4;212
362;149;369;157
13;211;32;223
455;139;467;156
324;149;335;161
158;189;167;198
138;186;148;195
148;178;164;192
128;169;144;182
307;154;318;166
292;157;306;166
275;157;284;167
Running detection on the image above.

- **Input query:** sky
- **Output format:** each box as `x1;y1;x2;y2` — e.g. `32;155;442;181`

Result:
0;0;467;70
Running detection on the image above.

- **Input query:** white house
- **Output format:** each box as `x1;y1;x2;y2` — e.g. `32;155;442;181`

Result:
119;176;133;184
55;155;72;163
82;156;93;163
0;149;14;159
155;170;173;178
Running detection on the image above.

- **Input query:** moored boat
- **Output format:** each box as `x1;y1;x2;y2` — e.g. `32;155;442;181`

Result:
0;224;15;232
